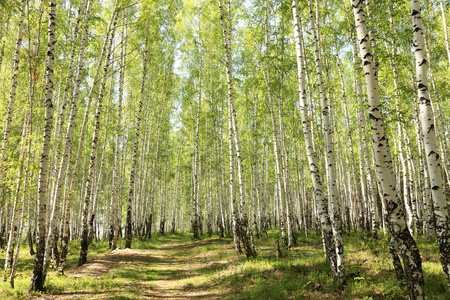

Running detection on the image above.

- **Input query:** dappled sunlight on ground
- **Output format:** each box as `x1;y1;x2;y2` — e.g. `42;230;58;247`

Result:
1;231;446;299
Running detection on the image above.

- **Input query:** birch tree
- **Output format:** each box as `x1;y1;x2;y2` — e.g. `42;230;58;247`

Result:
292;0;337;283
111;19;126;251
307;0;345;286
410;0;450;291
192;35;202;239
0;0;26;206
218;0;254;258
125;38;148;249
59;0;94;270
30;0;57;291
263;0;287;247
79;9;117;266
351;0;424;298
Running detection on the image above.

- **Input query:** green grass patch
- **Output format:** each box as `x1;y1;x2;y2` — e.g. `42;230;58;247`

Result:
0;230;447;299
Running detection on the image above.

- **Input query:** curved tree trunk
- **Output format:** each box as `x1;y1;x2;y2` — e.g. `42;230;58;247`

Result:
351;0;424;298
3;116;29;282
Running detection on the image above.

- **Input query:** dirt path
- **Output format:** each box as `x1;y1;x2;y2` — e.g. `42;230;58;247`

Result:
36;238;233;299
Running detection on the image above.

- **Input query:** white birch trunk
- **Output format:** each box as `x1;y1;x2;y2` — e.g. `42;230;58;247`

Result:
171;143;183;233
9;184;26;288
307;0;345;285
0;13;11;71
45;0;93;276
0;0;26;206
410;0;450;291
192;39;202;239
263;0;286;247
79;11;117;265
252;91;260;238
111;21;126;250
292;0;337;279
218;0;254;257
60;0;109;270
4;116;29;281
224;0;253;257
30;0;57;291
440;0;450;67
125;42;147;248
351;1;424;298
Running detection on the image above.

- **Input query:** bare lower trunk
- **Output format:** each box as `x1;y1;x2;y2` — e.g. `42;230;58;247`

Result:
59;0;101;271
192;40;202;239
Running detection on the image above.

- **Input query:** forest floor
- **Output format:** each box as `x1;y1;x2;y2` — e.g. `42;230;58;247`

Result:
0;230;448;299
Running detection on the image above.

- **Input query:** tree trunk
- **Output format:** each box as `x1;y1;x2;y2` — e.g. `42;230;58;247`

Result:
439;0;450;67
44;0;92;277
292;0;337;280
9;186;26;289
192;38;202;239
0;0;26;207
172;143;183;233
79;10;117;265
59;0;103;271
263;0;287;248
410;0;450;291
30;0;57;291
111;20;126;250
307;0;345;286
0;13;11;71
4;116;29;282
219;0;254;258
351;1;424;298
125;41;148;248
89;87;112;245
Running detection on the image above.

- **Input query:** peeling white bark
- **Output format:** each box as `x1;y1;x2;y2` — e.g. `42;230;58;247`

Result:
410;0;450;291
351;0;424;298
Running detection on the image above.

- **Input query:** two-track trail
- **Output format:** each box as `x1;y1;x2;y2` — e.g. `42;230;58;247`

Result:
35;237;234;299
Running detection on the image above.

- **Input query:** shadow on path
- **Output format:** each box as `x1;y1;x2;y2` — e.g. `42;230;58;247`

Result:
37;237;235;299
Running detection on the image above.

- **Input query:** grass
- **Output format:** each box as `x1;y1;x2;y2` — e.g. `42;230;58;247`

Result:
0;230;448;299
